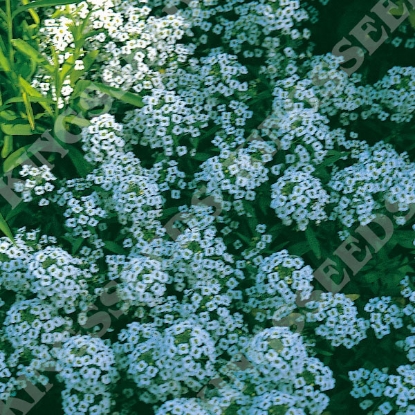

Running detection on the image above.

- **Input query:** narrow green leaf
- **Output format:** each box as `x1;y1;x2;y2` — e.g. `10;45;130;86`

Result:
104;241;128;255
5;200;27;221
62;236;84;255
3;145;32;172
235;232;251;245
22;92;35;130
192;153;211;161
290;241;311;256
362;271;381;283
0;8;7;22
1;124;33;136
394;230;415;249
5;96;54;105
73;80;144;108
305;226;321;259
0;110;17;121
11;39;54;73
12;0;84;19
0;47;11;72
67;146;93;177
64;115;90;128
1;135;13;158
345;294;360;301
314;347;333;357
316;151;348;169
0;212;15;244
19;76;54;116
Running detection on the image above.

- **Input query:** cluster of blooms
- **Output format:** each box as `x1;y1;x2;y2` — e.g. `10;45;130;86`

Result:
48;150;164;249
80;114;126;164
270;166;329;230
385;17;415;50
364;296;405;339
116;254;171;310
241;250;314;327
113;321;217;403
195;140;272;215
122;51;252;157
301;57;415;126
400;276;415;354
1;298;73;396
328;141;415;232
13;164;56;207
55;335;120;415
305;293;370;349
349;366;415;414
201;327;336;415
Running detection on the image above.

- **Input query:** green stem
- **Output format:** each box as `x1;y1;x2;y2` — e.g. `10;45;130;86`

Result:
5;0;13;65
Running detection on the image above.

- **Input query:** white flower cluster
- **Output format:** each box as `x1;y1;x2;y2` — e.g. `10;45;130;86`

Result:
13;164;56;207
372;66;415;123
349;365;415;414
49;151;164;247
242;250;314;326
364;296;404;339
56;335;119;415
81;114;125;164
328;141;415;230
113;321;217;403
305;293;370;348
270;166;329;230
27;246;93;314
396;281;415;375
4;299;72;355
116;254;171;311
155;397;210;415
239;327;334;414
122;51;251;156
195;141;272;215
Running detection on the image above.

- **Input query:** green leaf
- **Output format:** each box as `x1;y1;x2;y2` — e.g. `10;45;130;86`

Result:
64;114;90;128
62;236;84;255
11;39;54;74
192;153;211;161
0;110;17;121
0;8;7;22
314;347;333;357
12;0;84;19
317;150;348;169
73;80;144;108
104;241;128;255
290;241;311;256
3;145;32;172
0;47;11;72
1;123;33;136
5;96;54;105
345;294;360;301
1;135;13;158
0;212;15;244
21;0;41;24
71;237;84;255
5;200;27;221
394;230;415;249
361;271;381;283
21;92;35;130
305;226;321;259
66;146;93;177
18;76;54;116
235;232;251;245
